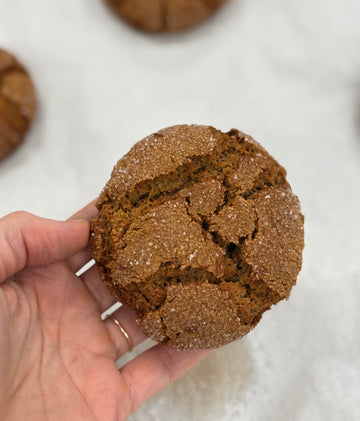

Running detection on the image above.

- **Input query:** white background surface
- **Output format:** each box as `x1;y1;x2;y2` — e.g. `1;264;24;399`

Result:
1;0;360;420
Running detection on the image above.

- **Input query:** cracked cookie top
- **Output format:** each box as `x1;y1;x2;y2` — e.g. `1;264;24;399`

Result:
0;48;37;161
91;125;304;350
104;0;227;33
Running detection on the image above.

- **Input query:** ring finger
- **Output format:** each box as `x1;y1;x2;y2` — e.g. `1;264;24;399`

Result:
103;305;149;359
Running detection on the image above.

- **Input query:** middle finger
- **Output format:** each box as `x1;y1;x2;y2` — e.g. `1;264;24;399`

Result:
80;264;117;312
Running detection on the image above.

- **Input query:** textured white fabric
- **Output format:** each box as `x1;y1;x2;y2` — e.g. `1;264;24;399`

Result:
1;0;360;419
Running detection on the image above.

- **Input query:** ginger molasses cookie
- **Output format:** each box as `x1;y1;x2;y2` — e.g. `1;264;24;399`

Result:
105;0;227;32
91;125;304;350
0;48;36;161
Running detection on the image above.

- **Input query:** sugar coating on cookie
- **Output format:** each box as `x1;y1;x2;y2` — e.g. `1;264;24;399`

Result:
0;48;36;161
105;0;227;33
91;125;304;350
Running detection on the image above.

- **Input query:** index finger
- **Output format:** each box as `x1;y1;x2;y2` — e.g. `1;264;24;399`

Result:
68;199;98;222
66;199;98;272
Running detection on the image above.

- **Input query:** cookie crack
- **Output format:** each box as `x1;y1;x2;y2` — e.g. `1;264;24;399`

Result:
159;316;171;343
251;205;259;240
242;168;287;200
100;130;287;233
101;132;250;214
123;266;220;319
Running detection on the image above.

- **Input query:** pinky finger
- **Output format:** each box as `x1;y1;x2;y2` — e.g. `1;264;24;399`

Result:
119;344;211;413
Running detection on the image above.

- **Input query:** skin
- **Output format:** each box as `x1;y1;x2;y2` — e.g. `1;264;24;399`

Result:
0;204;210;420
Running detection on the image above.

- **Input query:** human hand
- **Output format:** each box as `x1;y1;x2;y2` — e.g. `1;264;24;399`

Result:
0;206;210;420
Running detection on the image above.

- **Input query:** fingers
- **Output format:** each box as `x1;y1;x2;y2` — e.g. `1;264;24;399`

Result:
80;264;117;312
0;211;89;283
120;344;211;413
104;305;148;358
68;199;98;222
80;260;148;359
70;200;149;360
67;200;98;272
69;250;94;274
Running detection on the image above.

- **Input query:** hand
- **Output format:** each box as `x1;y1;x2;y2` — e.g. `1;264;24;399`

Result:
0;206;210;420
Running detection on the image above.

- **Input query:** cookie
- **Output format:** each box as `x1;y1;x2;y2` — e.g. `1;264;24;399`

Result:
105;0;227;33
91;125;304;350
0;48;36;161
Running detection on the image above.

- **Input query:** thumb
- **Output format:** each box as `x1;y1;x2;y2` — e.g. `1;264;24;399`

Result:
0;211;89;283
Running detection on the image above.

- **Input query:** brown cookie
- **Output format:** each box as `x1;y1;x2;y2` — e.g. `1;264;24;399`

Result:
91;125;304;350
0;48;37;161
105;0;227;32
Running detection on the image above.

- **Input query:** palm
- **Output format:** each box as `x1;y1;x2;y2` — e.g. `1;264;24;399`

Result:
0;209;209;421
1;261;131;420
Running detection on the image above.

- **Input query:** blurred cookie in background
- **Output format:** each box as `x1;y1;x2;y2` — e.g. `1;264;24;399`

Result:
105;0;227;33
0;48;37;162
